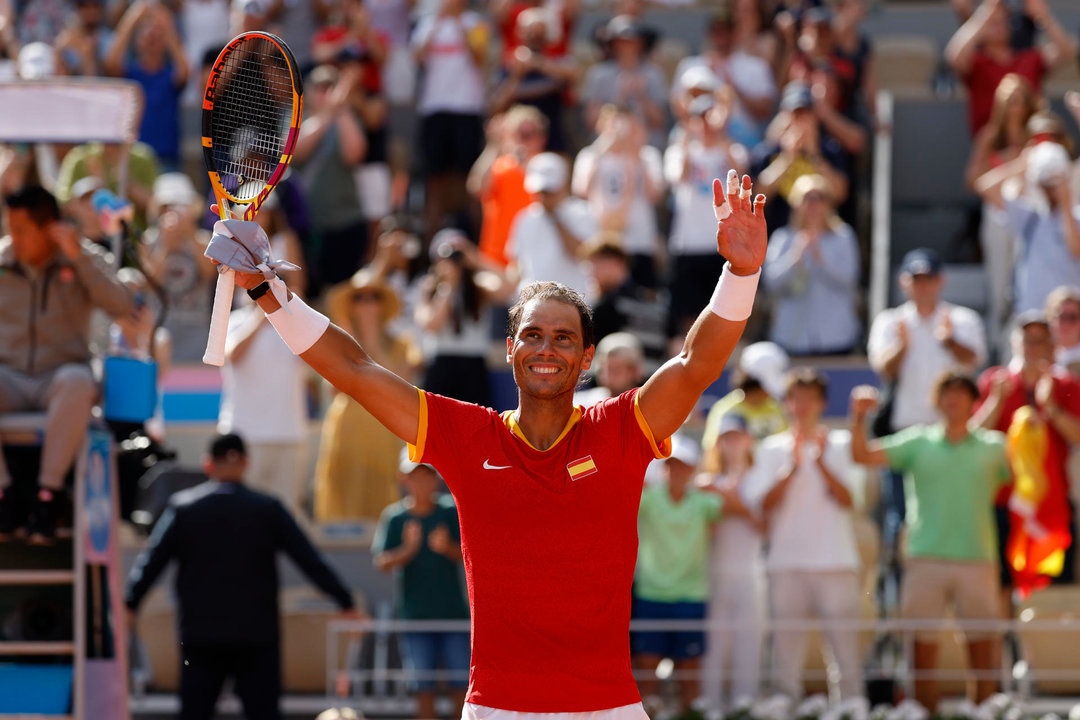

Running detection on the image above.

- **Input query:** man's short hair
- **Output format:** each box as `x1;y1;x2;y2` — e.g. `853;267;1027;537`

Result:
507;281;595;349
584;236;629;263
3;185;61;226
931;369;980;405
782;367;828;401
1046;285;1080;317
209;433;247;461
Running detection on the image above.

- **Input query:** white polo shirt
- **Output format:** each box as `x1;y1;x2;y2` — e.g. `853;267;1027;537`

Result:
506;199;594;299
867;301;987;430
747;429;860;573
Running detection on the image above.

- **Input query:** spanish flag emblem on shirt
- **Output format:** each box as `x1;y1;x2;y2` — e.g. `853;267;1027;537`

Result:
567;455;598;481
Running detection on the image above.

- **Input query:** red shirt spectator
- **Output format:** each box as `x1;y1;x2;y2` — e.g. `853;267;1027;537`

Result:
963;49;1045;134
495;0;574;68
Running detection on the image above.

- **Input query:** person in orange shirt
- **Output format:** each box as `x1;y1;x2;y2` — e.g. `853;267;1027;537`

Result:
468;105;549;267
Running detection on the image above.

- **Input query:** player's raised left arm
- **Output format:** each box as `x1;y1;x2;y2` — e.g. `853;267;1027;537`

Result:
638;171;767;442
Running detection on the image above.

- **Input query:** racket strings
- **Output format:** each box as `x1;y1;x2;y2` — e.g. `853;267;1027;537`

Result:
210;36;296;202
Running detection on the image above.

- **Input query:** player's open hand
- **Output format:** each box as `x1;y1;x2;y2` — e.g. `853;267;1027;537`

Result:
713;170;767;276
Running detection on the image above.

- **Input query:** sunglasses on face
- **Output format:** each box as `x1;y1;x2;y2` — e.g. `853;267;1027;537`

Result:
352;291;383;303
1056;312;1080;324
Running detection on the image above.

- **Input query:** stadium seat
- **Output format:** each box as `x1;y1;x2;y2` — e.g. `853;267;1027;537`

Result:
873;35;939;99
1016;586;1080;695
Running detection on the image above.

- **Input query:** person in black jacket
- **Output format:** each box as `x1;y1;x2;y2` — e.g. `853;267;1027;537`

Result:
124;433;357;720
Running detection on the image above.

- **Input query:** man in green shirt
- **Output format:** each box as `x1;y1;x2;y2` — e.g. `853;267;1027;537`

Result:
372;451;469;720
849;370;1011;712
634;435;722;718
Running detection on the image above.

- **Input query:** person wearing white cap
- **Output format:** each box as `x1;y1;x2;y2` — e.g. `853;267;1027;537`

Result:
372;447;469;720
700;412;766;713
748;367;861;701
700;341;789;471
506;152;595;299
633;434;721;718
976;137;1080;315
665;90;749;346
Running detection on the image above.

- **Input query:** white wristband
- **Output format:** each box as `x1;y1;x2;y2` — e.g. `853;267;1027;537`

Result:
708;263;760;321
266;294;330;355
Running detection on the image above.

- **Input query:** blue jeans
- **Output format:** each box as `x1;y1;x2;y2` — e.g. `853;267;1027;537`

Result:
400;631;470;692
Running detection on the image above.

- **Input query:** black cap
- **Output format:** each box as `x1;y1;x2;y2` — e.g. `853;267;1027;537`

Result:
209;433;247;461
779;82;814;112
900;248;943;277
607;14;643;40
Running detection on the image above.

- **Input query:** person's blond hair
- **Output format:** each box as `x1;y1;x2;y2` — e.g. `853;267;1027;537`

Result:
315;709;362;720
1046;285;1080;318
787;174;842;231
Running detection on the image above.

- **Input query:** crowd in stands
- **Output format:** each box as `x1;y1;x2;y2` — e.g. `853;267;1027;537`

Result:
4;0;1080;717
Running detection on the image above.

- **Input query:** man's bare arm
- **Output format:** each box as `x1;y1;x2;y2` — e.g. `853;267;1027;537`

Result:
638;173;768;441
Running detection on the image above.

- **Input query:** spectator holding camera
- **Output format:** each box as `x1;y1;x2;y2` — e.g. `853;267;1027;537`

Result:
54;0;111;77
946;0;1076;135
415;229;513;406
0;186;133;543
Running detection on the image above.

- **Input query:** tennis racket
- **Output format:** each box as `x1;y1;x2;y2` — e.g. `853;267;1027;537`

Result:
201;31;304;366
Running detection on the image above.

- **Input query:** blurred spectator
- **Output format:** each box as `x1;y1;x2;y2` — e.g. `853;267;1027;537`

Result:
268;0;331;69
104;1;190;169
946;0;1076;135
965;74;1040;348
976;140;1080;315
231;0;274;34
0;186;133;543
752;81;849;230
664;91;748;343
312;0;391;241
493;0;576;69
218;224;308;517
573;107;664;288
732;0;779;69
1048;285;1080;375
366;0;415;106
53;0;110;76
751;368;861;701
592;0;659;60
672;9;776;149
0;2;16;80
62;176;106;248
851;374;1010;711
491;7;578;152
470;107;548;268
701;413;766;712
177;0;229;106
55;140;159;234
412;0;489;238
574;331;644;407
372;453;469;720
125;433;356;720
583;15;667;148
138;173;215;363
15;0;71;46
701;341;790;472
365;216;426;340
633;436;718;718
506;152;594;298
415;229;513;406
315;269;420;522
832;0;881;129
293;64;368;292
762;173;860;356
973;312;1080;591
584;238;666;364
867;248;987;435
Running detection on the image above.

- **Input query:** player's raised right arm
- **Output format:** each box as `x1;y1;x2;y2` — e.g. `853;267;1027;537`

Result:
242;274;421;445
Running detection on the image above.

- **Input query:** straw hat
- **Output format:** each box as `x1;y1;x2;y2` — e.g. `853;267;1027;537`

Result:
326;268;402;328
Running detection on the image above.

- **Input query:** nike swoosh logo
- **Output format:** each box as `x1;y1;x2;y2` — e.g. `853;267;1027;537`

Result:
483;459;511;470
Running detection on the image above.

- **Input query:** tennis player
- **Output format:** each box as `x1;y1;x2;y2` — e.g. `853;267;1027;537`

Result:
214;170;766;719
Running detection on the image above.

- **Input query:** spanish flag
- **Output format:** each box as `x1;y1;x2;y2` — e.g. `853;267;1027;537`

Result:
567;455;598;482
1006;406;1072;597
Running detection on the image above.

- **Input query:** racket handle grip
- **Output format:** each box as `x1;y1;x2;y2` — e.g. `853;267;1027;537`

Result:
203;270;235;367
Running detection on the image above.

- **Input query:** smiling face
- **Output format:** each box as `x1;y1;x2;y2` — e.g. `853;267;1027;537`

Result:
506;297;594;402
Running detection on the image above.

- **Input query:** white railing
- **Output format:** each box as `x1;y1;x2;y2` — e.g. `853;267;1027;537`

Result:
869;90;895;325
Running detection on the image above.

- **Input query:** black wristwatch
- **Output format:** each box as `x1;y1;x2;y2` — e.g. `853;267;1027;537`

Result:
247;281;271;301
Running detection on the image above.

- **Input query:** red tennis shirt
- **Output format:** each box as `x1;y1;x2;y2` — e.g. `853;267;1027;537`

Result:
409;387;671;712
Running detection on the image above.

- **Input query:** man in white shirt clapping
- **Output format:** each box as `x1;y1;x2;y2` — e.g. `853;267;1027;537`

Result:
507;152;595;299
